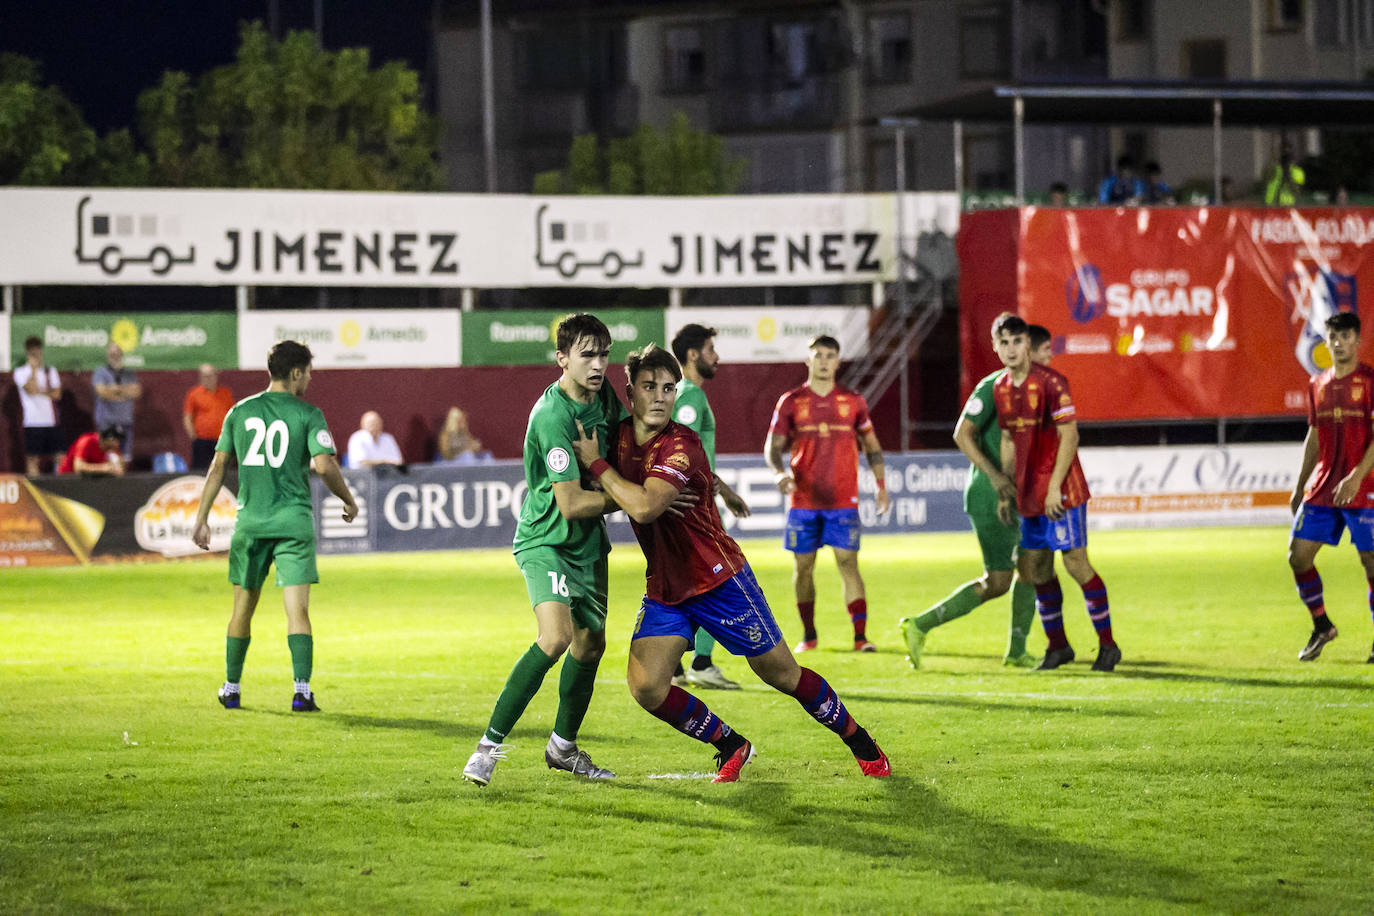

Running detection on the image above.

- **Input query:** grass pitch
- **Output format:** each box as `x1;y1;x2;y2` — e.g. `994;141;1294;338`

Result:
2;527;1371;914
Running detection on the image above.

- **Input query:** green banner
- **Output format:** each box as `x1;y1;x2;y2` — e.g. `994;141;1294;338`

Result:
11;313;239;371
461;309;666;366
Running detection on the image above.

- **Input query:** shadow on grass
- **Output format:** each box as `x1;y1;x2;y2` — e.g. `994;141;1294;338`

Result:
1109;668;1373;691
840;692;1152;717
599;776;1286;911
328;713;482;740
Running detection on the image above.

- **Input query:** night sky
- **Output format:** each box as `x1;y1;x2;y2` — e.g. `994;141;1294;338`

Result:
1;0;436;133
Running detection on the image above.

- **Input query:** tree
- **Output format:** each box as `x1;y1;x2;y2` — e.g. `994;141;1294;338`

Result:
0;54;145;186
135;21;443;190
534;112;747;195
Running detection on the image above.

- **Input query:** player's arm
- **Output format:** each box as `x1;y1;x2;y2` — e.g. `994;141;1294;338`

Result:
998;429;1017;525
191;450;230;549
953;417;1014;499
1044;420;1079;520
1290;427;1319;514
312;453;359;522
765;433;794;495
713;474;750;518
584;463;680;524
552;479;617;519
858;426;891;515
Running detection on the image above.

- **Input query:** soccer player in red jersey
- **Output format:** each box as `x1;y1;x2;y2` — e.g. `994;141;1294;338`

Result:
993;314;1120;672
765;335;891;653
1287;310;1374;663
572;344;890;782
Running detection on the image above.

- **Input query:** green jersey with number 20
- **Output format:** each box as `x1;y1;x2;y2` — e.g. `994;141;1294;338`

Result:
216;391;336;540
513;381;626;562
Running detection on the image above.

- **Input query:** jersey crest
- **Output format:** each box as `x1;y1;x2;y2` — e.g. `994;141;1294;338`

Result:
546;446;570;473
676;404;698;424
315;429;334;450
797;400;810;421
838;401;851;418
666;449;691;471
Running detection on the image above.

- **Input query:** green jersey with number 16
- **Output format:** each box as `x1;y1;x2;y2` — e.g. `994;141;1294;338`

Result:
216;391;336;540
513;382;626;563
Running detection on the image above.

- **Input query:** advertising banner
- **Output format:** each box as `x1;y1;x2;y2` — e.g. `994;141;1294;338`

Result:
664;307;871;364
0;188;959;289
237;309;460;369
461;309;664;366
1017;206;1374;419
9;312;238;371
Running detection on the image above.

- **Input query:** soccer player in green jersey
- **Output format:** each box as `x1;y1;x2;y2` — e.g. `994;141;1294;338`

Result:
899;317;1052;669
462;313;627;787
667;323;750;690
191;340;358;712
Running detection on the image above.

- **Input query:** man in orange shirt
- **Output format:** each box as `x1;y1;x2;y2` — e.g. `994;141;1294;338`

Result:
183;364;235;470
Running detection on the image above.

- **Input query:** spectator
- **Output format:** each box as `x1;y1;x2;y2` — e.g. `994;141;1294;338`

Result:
1046;182;1069;207
183;364;235;471
13;336;63;475
1334;185;1351;206
435;406;493;465
346;410;403;468
59;426;125;476
1142;161;1174;205
1098;155;1144;206
1265;140;1305;206
93;344;140;461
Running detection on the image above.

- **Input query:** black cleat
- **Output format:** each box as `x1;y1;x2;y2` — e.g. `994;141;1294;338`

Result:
1091;643;1122;672
1366;641;1373;664
292;692;320;712
1298;627;1338;661
217;687;241;709
1036;645;1076;670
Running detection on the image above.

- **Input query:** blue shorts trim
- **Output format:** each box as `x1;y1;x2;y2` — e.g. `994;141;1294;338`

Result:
1020;504;1088;551
1292;503;1374;551
785;507;860;553
632;565;785;658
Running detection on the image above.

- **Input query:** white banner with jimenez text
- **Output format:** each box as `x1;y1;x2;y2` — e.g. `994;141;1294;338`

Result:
237;310;461;369
0;188;959;288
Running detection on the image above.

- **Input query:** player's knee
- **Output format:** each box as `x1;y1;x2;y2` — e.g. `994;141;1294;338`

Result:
536;631;572;659
982;571;1013;598
627;675;667;711
1287;547;1313;572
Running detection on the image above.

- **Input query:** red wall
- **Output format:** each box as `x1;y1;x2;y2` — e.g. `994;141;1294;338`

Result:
7;360;911;472
956;208;1021;398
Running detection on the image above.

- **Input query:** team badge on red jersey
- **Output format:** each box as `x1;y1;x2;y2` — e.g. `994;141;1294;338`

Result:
666;450;691;471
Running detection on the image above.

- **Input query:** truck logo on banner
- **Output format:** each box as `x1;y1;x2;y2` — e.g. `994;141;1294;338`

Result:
535;204;645;279
76;195;196;276
1287;267;1357;375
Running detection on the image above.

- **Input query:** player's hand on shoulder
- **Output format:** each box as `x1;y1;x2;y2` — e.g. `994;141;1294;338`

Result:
572;421;600;467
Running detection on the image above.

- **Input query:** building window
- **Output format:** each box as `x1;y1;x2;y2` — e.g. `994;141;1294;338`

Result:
1315;0;1373;45
1118;0;1151;41
1271;0;1305;30
1182;38;1227;79
866;12;912;84
664;25;707;93
959;7;1009;80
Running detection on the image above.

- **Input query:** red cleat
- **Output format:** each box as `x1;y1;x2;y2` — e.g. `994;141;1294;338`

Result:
856;747;891;778
853;639;877;652
712;740;757;783
793;639;818;653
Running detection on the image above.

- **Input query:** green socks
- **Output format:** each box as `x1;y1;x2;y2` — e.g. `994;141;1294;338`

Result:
914;581;983;632
553;653;600;742
694;629;717;658
287;633;313;682
1007;580;1036;658
485;643;558;743
226;636;251;683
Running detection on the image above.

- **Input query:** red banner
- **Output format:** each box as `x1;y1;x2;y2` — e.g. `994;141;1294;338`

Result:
962;207;1374;420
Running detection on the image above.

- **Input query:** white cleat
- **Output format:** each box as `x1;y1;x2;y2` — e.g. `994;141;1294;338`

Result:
544;738;616;779
684;664;742;690
462;742;511;787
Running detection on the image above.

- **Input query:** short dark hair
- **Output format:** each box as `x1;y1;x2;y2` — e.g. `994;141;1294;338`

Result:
670;323;716;364
24;336;42;351
625;343;682;386
1326;311;1362;335
809;334;841;353
1048;181;1069;195
991;312;1028;338
556;313;611;354
267;340;313;380
1028;324;1052;349
99;425;126;445
1116;154;1135;171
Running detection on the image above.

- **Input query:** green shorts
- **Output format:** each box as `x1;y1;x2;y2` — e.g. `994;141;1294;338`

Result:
228;530;319;590
965;483;1019;572
515;546;609;633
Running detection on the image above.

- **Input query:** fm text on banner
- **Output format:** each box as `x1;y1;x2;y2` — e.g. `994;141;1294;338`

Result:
1013;207;1374;420
9;313;238;371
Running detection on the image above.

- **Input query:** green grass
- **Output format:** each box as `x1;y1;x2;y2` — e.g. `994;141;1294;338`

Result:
2;527;1371;914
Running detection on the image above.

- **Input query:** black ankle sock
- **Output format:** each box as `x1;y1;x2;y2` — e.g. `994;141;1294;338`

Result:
841;727;880;762
673;662;685;678
1313;614;1334;633
690;654;713;671
712;729;747;757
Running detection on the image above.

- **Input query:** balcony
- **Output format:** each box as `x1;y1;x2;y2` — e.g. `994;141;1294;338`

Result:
708;75;842;133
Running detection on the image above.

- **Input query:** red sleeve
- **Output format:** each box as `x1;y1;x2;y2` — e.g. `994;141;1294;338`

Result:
768;390;795;440
853;394;874;435
645;430;700;491
1047;373;1077;424
80;435;107;463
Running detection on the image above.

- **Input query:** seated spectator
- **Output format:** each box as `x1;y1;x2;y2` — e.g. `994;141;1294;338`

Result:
1142;161;1174;204
347;410;404;468
182;364;235;471
1046;182;1069;207
1098;155;1144;206
59;426;126;476
435;407;494;465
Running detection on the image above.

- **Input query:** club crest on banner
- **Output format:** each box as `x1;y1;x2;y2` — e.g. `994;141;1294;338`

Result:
1287;267;1357;375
